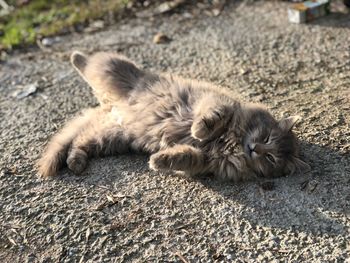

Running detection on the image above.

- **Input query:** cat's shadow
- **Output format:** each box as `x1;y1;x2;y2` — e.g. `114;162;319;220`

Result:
57;141;348;237
198;141;349;236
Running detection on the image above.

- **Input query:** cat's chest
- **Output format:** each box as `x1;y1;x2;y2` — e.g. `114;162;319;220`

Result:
111;106;123;125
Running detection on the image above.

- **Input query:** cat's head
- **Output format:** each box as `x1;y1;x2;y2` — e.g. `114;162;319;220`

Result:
242;106;310;178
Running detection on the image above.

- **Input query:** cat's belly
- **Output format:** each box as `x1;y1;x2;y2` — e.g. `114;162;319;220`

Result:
111;106;123;125
110;104;245;159
110;103;194;153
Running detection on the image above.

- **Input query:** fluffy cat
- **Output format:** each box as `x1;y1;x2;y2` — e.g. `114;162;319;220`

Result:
37;51;310;181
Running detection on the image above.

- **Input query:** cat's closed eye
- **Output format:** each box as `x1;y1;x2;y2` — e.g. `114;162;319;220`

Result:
263;131;271;144
266;153;276;165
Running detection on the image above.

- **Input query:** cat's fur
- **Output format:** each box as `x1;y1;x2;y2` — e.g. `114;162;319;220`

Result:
37;51;310;181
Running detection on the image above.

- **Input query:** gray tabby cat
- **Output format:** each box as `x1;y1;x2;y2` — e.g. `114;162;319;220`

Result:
37;51;310;181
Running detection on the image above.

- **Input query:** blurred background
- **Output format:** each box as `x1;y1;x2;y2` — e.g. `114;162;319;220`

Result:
0;0;227;52
0;0;348;56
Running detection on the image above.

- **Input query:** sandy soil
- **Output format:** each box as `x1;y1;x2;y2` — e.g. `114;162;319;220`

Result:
0;1;349;262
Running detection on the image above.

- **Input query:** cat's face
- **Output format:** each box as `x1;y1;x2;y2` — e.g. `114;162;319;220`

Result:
243;114;309;178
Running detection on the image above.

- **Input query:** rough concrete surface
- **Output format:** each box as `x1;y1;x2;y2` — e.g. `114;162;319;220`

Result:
0;1;349;262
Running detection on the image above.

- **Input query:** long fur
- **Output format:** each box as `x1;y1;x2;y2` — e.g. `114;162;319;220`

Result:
37;51;310;181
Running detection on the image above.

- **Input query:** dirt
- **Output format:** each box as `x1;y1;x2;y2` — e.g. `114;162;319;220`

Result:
0;1;349;262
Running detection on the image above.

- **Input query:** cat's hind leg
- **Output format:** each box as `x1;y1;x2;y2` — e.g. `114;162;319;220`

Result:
149;145;205;175
66;113;132;175
71;51;153;104
37;108;103;178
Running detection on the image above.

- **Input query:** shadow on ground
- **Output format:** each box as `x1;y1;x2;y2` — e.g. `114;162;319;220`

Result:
56;140;349;238
201;141;349;236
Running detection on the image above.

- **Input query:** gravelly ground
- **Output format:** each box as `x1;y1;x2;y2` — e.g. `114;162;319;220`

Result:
0;1;350;262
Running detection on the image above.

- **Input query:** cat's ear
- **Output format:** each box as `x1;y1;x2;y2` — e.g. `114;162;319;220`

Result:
278;115;300;131
285;156;311;175
71;51;88;75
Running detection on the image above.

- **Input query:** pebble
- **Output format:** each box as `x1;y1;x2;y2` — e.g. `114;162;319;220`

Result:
153;33;171;44
12;83;38;99
41;37;62;47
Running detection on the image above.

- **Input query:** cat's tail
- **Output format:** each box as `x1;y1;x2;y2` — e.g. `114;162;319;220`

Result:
37;109;96;178
71;51;146;103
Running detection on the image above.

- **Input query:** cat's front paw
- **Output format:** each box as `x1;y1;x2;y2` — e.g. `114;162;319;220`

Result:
67;149;88;175
149;152;171;171
149;151;191;171
149;146;201;172
191;111;224;141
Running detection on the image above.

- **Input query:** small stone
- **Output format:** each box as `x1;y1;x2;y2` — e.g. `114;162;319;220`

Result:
153;33;171;44
85;20;105;33
143;1;150;7
12;83;38;99
212;9;221;16
240;68;250;75
90;20;105;29
41;37;61;47
154;0;185;14
182;12;193;18
0;50;8;61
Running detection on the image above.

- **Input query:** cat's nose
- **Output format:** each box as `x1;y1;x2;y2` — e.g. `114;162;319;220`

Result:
248;143;256;152
248;143;258;158
249;143;266;156
253;143;266;155
248;143;257;157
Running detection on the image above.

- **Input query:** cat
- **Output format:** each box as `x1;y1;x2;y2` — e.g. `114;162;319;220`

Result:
37;51;310;181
